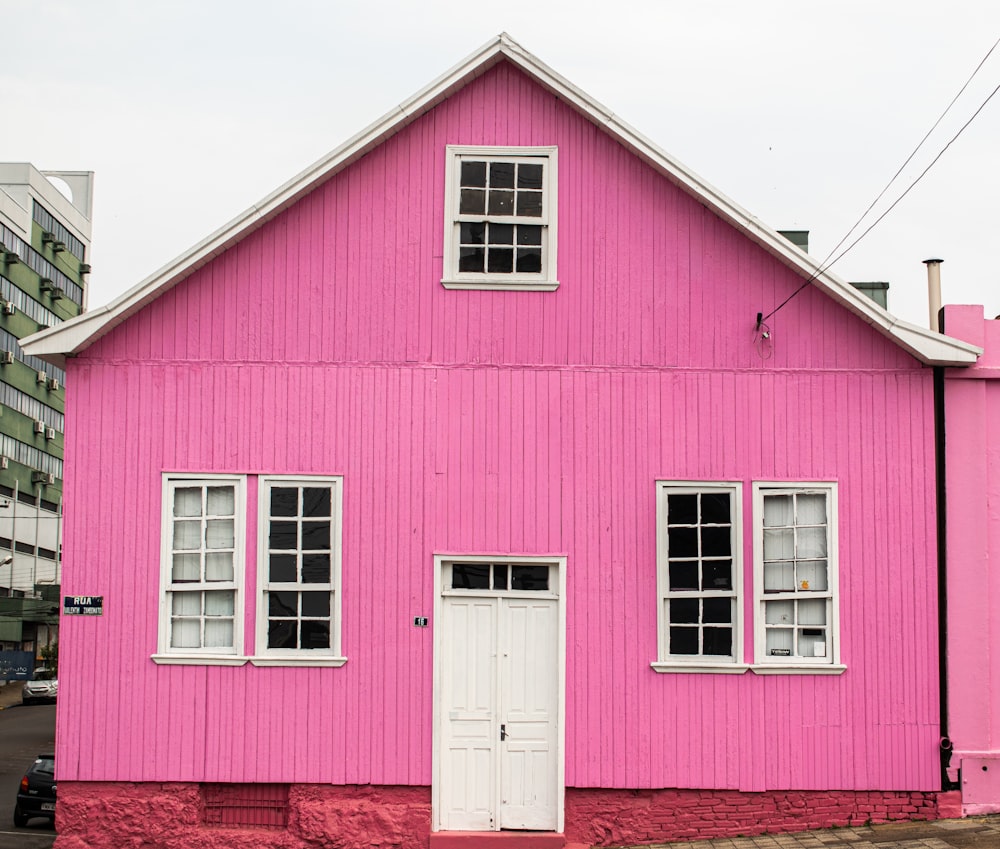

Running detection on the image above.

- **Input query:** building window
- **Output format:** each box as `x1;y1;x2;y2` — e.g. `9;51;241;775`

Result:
442;146;558;291
653;482;744;672
256;477;342;660
753;483;840;669
159;477;244;656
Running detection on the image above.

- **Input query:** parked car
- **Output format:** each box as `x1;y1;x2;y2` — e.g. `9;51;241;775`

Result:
21;669;57;705
14;753;55;827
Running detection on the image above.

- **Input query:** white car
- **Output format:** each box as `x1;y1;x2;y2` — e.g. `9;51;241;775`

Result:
21;669;57;705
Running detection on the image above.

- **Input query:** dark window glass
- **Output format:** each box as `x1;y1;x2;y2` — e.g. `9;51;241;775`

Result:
516;249;542;273
517;225;542;246
702;560;732;590
40;499;59;513
703;598;731;624
17;492;37;506
702;627;732;656
15;541;33;555
268;620;296;649
701;526;731;557
460;189;486;215
517;163;543;189
461;222;485;245
300;621;330;649
488;248;514;273
490;162;515;188
667;494;697;525
270;488;297;517
461;161;487;187
700;493;730;524
269;554;297;583
670;627;698;654
301;521;330;550
303;488;331;517
459;247;485;272
452;564;490;589
269;521;297;550
490;223;514;245
511;565;548;590
670;598;699;624
302;553;331;583
268;591;297;617
488;191;514;216
668;561;698;591
301;592;330;617
492;564;508;590
668;527;697;558
516;191;542;217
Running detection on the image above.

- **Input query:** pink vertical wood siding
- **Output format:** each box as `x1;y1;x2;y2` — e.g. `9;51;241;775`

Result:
58;62;940;792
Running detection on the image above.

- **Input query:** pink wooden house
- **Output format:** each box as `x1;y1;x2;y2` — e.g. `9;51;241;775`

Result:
22;35;984;849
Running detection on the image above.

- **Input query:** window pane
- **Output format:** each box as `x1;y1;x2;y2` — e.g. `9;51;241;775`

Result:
171;618;201;649
206;486;234;516
172;553;200;582
765;600;793;625
269;591;298;617
302;592;330;618
268;620;296;649
516;191;542;217
172;592;201;616
173;487;202;517
205;552;234;582
488;191;514;216
670;598;698;624
460;222;485;245
204;618;233;648
517;225;542;246
269;521;297;550
270;554;297;583
174;520;201;551
206;518;235;550
763;494;792;527
796;494;826;525
703;597;731;624
301;521;330;550
667;494;697;525
766;628;794;657
668;526;697;558
302;553;331;583
516;248;542;273
270;487;298;517
517;163;543;189
702;627;732;656
490;161;515;188
300;620;330;649
797;560;828;592
204;590;234;616
460;188;486;215
488;248;514;273
452;564;490;589
763;528;794;560
492;564;508;590
700;493;730;524
700;526;731;557
511;565;549;590
763;561;794;592
459;247;485;272
668;561;698;591
702;560;732;590
797;527;827;558
669;627;698;654
798;599;826;626
799;629;827;657
461;161;487;187
490;223;514;245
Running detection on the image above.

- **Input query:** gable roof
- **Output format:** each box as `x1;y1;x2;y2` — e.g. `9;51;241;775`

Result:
21;33;981;368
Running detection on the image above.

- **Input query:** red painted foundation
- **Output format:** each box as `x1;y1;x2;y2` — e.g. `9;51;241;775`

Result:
52;783;942;848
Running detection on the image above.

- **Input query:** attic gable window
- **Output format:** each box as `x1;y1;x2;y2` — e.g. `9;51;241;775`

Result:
442;146;558;291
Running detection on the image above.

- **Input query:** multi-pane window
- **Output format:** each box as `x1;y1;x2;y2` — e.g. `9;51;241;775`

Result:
258;478;342;657
754;483;838;666
656;483;741;666
443;146;557;290
162;478;242;654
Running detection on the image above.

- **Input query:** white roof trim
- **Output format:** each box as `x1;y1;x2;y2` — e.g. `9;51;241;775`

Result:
20;33;981;367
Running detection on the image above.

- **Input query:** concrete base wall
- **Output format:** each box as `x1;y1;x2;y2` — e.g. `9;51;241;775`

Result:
52;783;941;848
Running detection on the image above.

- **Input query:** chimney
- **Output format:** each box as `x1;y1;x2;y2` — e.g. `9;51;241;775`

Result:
923;258;943;332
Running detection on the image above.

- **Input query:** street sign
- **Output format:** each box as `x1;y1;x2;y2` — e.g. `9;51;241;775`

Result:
63;596;103;616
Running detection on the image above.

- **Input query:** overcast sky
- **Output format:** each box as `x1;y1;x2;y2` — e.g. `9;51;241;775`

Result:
5;1;999;331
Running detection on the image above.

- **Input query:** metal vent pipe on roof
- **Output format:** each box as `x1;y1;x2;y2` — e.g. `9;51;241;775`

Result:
924;258;944;332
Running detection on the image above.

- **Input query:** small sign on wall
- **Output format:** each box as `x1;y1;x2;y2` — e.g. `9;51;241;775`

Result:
413;617;429;627
63;596;104;616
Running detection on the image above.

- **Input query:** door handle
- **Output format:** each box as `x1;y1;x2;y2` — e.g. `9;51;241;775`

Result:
500;724;507;741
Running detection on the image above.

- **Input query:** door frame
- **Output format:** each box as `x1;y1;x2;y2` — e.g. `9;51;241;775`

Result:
432;553;567;833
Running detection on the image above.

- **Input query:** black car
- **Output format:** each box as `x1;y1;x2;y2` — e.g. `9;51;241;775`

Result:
14;754;55;827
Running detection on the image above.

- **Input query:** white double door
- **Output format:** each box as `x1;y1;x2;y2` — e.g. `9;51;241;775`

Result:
438;593;560;832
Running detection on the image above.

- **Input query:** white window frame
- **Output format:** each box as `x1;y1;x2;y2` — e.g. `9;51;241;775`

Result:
153;474;248;666
441;145;558;291
652;481;747;674
251;475;346;667
751;482;845;675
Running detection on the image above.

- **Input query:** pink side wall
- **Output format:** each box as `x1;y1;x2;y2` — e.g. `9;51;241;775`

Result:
942;304;1000;813
56;62;942;793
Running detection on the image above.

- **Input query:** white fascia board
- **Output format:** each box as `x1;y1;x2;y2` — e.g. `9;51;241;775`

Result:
20;33;982;367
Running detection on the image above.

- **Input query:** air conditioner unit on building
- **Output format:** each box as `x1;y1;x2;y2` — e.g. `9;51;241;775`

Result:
50;241;66;253
48;287;65;301
33;419;45;434
79;263;91;274
41;231;56;244
31;471;54;486
1;301;14;315
2;251;18;265
44;427;55;440
36;370;47;384
1;351;13;365
0;457;8;470
39;278;54;292
47;377;59;391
